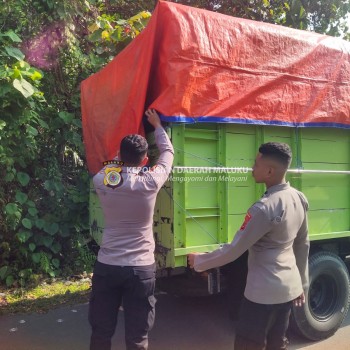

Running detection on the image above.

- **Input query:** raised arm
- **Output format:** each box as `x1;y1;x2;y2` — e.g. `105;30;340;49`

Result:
145;109;174;188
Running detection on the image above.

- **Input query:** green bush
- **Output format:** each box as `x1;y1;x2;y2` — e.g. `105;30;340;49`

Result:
0;0;153;287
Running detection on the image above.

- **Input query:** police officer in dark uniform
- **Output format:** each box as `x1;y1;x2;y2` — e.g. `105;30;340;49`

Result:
189;142;309;350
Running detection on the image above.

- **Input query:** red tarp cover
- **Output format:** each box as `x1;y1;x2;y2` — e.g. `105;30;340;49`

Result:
81;0;350;174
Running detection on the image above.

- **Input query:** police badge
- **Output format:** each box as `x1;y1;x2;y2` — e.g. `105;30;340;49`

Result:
103;167;123;189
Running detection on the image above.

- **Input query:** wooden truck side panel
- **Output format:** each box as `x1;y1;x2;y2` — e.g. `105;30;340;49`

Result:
151;124;350;269
90;124;349;269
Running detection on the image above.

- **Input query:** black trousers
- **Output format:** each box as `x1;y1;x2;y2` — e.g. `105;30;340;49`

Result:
89;261;156;350
234;297;292;350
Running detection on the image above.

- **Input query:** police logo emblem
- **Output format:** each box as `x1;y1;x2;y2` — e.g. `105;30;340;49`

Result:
103;167;123;189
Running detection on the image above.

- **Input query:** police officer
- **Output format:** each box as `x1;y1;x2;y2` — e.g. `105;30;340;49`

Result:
89;109;174;350
188;142;309;350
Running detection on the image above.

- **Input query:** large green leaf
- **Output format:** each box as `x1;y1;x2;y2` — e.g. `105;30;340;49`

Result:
70;131;82;147
38;119;49;129
51;242;61;254
26;125;38;136
17;172;30;186
89;28;103;42
0;266;9;280
15;191;28;204
28;207;38;216
26;200;36;207
5;203;18;215
29;243;36;252
22;218;33;229
54;181;64;192
45;222;59;235
4;172;15;182
32;253;41;264
13;78;35;98
35;218;45;229
72;119;82;128
0;83;12;97
44;180;54;191
4;46;25;61
6;275;14;287
59;224;70;237
43;236;54;248
0;120;6;130
2;30;22;43
58;111;74;123
52;258;60;268
17;230;32;243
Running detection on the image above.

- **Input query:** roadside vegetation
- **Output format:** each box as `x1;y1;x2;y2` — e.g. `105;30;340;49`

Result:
0;275;91;315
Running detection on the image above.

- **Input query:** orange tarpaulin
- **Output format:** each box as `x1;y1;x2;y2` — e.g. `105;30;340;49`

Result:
81;0;350;174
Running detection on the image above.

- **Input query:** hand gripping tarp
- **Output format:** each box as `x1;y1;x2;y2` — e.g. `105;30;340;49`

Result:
81;0;350;174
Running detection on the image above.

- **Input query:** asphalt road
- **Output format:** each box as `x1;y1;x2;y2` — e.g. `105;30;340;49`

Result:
1;292;349;350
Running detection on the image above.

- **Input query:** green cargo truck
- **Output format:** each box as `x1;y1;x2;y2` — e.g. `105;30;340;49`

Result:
89;123;350;341
83;1;350;343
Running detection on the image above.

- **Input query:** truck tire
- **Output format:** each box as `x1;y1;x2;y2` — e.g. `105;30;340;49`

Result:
291;251;350;341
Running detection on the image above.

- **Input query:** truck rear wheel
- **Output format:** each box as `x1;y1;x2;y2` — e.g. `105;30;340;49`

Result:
291;251;350;340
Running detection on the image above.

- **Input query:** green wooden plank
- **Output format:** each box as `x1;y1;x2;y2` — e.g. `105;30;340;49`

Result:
218;125;228;245
185;216;220;246
173;125;186;167
185;129;218;140
301;174;349;185
303;187;349;210
228;214;247;242
301;163;349;171
264;126;293;138
186;123;217;131
253;126;266;198
263;135;293;145
182;177;219;210
226;124;257;135
301;139;349;164
228;184;256;215
184;138;218;166
308;209;349;235
301;127;349;141
226;133;256;168
172;125;187;254
154;183;175;268
175;256;187;268
309;231;350;241
301;173;349;210
175;244;222;256
185;207;220;219
227;210;350;241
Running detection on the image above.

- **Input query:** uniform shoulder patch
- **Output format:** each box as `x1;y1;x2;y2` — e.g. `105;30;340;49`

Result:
240;211;252;230
103;167;123;189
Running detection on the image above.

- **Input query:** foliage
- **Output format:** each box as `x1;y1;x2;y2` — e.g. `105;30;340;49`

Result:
0;277;91;315
170;0;350;38
0;0;150;288
87;9;151;69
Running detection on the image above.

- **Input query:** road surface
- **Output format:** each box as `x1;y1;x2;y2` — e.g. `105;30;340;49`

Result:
0;292;349;349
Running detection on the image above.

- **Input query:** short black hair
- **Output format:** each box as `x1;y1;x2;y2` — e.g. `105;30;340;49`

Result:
259;142;292;168
120;134;148;166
